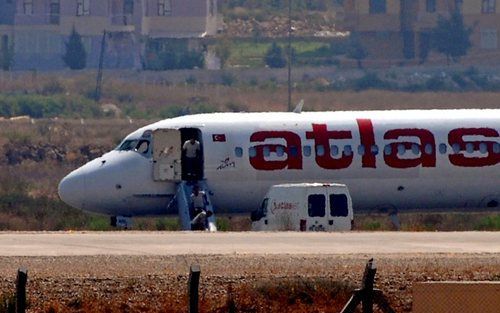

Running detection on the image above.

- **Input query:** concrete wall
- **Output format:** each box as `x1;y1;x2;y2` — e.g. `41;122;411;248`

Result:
413;282;500;313
0;0;16;25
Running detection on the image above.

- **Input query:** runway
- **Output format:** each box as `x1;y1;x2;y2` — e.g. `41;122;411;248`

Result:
0;231;498;256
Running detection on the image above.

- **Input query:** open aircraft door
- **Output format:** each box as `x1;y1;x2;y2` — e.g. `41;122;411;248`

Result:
152;129;182;181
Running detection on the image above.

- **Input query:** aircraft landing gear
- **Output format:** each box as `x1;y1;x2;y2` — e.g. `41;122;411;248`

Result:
110;216;133;229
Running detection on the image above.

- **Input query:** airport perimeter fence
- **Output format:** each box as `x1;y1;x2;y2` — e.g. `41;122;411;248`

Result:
1;260;499;313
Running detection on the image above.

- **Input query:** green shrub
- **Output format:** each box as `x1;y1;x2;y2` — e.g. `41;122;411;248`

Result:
353;73;390;91
475;215;500;231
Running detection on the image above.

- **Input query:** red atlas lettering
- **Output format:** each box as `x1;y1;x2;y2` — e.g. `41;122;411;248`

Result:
306;124;353;170
357;119;376;168
250;131;303;171
448;128;500;167
384;129;436;169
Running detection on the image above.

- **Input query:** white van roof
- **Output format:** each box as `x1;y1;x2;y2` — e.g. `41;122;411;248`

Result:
271;183;347;188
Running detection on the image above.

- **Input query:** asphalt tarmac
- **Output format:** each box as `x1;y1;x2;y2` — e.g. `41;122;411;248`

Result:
0;231;498;256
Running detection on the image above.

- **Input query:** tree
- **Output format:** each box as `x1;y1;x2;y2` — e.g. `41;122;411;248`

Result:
0;42;14;71
63;27;87;70
265;42;286;68
346;33;367;69
215;37;232;69
431;11;472;64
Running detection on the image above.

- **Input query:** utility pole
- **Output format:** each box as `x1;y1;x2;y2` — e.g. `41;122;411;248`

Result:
287;0;292;112
95;30;106;102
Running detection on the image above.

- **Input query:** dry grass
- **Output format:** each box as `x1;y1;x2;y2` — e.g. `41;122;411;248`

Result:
1;72;499;119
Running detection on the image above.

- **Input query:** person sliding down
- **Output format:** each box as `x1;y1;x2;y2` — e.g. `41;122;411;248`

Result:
190;185;212;230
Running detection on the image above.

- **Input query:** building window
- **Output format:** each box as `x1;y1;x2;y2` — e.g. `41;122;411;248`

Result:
426;0;436;13
50;0;60;24
158;0;172;16
23;0;33;15
76;0;90;16
482;0;496;13
481;29;498;49
209;0;215;16
369;0;386;14
124;0;134;15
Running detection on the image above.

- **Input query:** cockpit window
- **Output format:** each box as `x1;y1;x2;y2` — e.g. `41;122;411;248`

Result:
117;140;139;151
135;140;150;154
116;139;150;156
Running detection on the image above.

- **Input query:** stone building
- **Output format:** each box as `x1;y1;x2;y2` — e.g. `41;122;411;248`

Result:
340;0;500;62
0;0;217;70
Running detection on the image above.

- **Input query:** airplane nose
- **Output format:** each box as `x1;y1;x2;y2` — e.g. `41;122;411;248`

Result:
58;171;86;209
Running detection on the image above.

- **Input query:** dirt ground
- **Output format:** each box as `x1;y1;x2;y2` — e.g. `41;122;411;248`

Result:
0;254;499;312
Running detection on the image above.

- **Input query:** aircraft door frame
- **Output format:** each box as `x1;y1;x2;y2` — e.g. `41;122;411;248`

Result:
152;129;182;181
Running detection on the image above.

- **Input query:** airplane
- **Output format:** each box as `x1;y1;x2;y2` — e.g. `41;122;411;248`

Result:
58;109;500;229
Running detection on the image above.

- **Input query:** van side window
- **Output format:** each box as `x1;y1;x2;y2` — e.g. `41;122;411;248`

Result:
260;198;268;217
330;194;348;217
308;194;325;217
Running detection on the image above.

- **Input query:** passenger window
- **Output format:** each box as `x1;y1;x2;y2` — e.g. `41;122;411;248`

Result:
330;194;348;217
263;146;270;157
344;145;352;156
330;145;339;156
316;145;325;156
466;143;474;153
276;146;285;157
411;144;419;155
289;146;299;157
308;194;325;217
493;142;500;154
371;145;379;155
479;143;488;154
452;143;461;153
384;145;392;155
358;145;365;156
303;145;312;157
439;143;447;154
249;147;257;158
397;144;406;156
425;144;433;155
235;147;243;158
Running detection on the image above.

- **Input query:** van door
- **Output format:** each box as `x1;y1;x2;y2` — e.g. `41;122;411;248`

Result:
329;192;352;231
307;188;329;231
152;129;182;181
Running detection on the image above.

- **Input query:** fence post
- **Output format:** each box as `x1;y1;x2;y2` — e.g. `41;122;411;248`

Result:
361;259;376;313
188;264;201;313
16;268;28;313
340;259;396;313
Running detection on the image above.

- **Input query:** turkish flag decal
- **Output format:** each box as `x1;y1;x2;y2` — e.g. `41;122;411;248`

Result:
212;134;226;142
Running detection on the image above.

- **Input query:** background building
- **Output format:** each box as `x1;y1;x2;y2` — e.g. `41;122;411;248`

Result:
340;0;500;63
0;0;217;70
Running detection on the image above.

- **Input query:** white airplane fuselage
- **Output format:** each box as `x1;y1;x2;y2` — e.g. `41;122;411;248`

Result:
59;109;500;216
